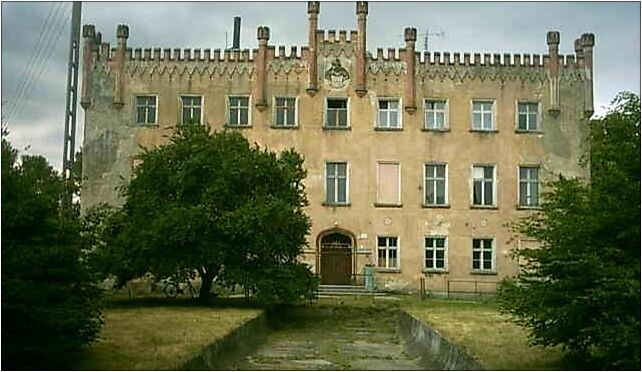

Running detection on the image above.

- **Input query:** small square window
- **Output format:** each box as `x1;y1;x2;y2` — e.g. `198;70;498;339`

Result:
472;101;495;131
228;96;250;126
517;102;539;131
136;96;157;124
425;100;447;130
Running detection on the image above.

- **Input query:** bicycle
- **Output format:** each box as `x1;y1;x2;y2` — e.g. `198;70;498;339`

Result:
162;274;198;299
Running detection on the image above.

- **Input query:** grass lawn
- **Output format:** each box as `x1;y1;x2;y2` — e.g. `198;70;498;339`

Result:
73;300;262;370
403;298;566;370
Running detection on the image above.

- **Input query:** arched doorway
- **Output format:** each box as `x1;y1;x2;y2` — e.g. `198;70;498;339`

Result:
319;231;353;285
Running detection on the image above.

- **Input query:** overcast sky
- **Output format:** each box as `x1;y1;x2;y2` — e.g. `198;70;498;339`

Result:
1;1;640;170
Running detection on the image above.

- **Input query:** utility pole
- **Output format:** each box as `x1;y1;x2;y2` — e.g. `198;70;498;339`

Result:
61;1;82;212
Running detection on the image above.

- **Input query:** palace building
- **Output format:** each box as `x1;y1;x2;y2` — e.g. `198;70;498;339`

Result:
80;2;595;294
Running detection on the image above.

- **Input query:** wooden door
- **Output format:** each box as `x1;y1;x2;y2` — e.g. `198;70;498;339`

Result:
320;233;352;285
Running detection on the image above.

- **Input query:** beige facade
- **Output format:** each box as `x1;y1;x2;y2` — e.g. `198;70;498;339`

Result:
80;2;594;293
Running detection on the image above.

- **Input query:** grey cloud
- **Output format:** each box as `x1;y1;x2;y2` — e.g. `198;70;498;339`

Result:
1;1;640;170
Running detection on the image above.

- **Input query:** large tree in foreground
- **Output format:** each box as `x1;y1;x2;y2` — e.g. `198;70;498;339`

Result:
89;125;317;303
498;92;640;370
1;130;102;369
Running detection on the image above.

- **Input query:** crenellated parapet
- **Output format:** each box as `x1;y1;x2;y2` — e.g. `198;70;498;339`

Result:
316;29;359;57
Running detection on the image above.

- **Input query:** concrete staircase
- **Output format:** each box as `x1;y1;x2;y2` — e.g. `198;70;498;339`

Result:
317;284;387;297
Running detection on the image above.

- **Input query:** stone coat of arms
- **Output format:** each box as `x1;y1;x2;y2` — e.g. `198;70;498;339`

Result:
325;58;350;89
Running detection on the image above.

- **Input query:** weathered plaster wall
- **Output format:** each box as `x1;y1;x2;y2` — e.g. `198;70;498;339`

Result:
80;2;592;293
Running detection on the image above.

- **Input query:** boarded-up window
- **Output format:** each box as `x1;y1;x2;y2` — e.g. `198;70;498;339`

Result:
377;162;400;205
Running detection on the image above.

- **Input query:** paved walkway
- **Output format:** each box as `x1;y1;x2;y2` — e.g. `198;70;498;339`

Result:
231;306;427;370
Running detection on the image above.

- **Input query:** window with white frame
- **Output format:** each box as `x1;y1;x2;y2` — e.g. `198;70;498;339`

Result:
472;238;494;271
325;162;348;204
377;236;399;269
425;163;447;206
228;96;250;126
377;98;400;128
376;162;400;205
517;102;539;131
136;95;157;124
473;165;495;206
519;166;539;207
180;96;202;124
326;98;348;128
472;100;495;130
425;99;447;130
425;237;446;270
274;97;297;127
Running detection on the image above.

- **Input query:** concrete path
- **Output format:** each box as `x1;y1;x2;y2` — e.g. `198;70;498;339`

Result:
231;306;428;370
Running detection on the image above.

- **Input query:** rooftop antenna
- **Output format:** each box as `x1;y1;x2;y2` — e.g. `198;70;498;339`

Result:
421;28;445;51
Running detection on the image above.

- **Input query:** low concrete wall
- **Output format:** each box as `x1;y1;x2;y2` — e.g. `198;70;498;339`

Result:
398;311;485;370
181;312;268;370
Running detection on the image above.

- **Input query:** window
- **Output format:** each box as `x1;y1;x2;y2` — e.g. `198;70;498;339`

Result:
325;162;348;204
472;100;495;130
377;98;400;128
274;97;297;127
425;163;447;206
326;98;348;128
228;96;250;126
425;99;447;130
517;102;539;131
180;96;202;124
425;237;447;270
376;162;400;205
136;95;157;124
519;166;539;207
472;238;494;271
473;165;495;206
377;236;399;269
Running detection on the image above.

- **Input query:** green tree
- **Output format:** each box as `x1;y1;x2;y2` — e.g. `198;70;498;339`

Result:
1;129;102;369
498;92;640;369
88;125;317;303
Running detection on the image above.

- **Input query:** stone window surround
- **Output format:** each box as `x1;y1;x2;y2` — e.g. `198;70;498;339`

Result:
471;164;497;208
424;162;449;207
179;94;204;125
515;100;542;132
324;160;350;206
470;99;497;131
425;235;448;271
424;98;449;131
225;94;252;127
272;96;299;128
133;94;159;125
375;97;402;129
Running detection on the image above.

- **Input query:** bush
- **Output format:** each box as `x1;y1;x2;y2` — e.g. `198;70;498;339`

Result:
1;133;102;369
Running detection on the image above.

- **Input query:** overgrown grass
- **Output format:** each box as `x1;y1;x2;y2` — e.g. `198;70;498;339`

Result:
72;299;262;370
403;297;567;370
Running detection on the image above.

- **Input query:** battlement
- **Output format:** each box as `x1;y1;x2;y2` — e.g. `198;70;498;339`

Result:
317;29;359;44
368;50;581;68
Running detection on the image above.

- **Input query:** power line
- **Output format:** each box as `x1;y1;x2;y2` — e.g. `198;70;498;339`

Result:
6;2;65;120
10;4;71;124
